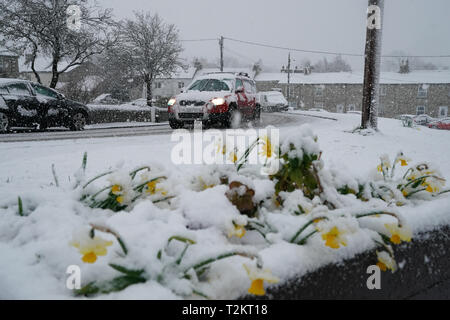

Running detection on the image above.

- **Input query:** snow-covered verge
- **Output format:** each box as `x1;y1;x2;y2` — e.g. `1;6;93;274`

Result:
0;113;449;300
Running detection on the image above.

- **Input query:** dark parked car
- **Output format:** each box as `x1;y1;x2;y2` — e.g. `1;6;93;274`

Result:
0;78;89;132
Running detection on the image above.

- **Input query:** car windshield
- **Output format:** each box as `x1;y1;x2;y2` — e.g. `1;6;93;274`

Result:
267;94;287;104
188;79;232;92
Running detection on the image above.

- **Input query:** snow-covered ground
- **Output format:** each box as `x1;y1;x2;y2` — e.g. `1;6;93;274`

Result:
0;112;449;299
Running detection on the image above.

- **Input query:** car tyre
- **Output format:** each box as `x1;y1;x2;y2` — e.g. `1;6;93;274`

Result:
0;112;9;133
169;119;184;129
253;105;261;126
227;107;242;129
70;112;87;131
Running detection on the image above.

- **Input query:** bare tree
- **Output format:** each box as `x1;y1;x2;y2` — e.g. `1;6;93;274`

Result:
121;11;184;117
0;0;116;88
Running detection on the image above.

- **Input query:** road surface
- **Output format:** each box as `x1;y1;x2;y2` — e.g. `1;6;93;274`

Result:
0;113;313;143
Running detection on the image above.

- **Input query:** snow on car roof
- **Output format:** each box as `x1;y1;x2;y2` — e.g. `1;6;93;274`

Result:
0;78;29;86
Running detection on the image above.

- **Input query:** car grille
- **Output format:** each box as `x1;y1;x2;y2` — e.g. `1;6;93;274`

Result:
179;100;205;107
179;113;204;119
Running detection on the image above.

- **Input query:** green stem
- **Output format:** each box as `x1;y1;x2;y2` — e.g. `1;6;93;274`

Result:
297;230;318;245
175;243;190;265
89;185;113;200
130;166;151;180
184;251;258;274
436;189;450;196
17;196;23;217
290;217;326;244
405;188;427;198
52;164;59;187
83;171;114;189
356;211;402;227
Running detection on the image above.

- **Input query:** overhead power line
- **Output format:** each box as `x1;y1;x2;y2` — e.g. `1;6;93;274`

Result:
223;36;450;59
180;38;219;42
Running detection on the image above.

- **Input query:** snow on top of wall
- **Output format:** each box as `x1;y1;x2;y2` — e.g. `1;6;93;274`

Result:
256;70;450;85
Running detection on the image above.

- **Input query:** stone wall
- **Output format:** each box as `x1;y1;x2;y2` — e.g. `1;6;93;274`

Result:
256;80;450;119
242;226;450;300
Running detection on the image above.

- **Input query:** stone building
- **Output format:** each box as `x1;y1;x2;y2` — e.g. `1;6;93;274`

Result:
0;49;19;78
255;71;450;119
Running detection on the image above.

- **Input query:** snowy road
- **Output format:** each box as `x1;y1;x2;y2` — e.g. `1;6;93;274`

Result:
0;113;308;143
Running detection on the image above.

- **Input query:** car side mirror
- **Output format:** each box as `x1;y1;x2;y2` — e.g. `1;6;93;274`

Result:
235;87;244;93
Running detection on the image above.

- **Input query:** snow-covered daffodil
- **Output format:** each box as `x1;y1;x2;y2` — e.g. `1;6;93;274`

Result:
229;150;239;164
376;251;397;273
321;226;347;249
228;224;246;239
243;264;279;296
395;153;410;167
70;233;113;264
111;184;122;195
146;179;167;195
384;223;412;245
260;135;273;159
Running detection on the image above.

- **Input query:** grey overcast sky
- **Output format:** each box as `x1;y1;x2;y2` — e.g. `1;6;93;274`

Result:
98;0;450;71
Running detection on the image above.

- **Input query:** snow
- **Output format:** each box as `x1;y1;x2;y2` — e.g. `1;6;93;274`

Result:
0;112;449;299
256;70;450;84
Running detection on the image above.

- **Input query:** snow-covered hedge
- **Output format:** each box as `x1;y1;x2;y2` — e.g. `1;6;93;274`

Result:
1;125;448;299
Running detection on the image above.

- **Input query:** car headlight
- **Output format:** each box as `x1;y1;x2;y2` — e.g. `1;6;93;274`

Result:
168;98;176;106
211;98;225;106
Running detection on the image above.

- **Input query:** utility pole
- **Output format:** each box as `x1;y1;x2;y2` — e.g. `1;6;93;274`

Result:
219;36;224;72
361;0;384;130
287;52;291;104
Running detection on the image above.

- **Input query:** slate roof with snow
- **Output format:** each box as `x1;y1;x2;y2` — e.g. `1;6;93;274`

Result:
255;70;450;84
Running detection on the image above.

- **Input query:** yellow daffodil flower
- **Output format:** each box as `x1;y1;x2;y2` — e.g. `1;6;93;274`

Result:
260;136;273;159
111;184;122;195
71;235;113;264
243;264;279;296
116;196;124;204
321;226;347;249
228;224;246;239
384;223;412;245
146;179;168;196
376;251;397;273
229;151;239;164
402;190;408;197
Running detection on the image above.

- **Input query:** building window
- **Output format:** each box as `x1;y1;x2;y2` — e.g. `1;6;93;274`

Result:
315;85;324;97
416;106;426;115
154;82;162;89
378;103;384;116
347;104;356;112
0;59;4;72
178;82;184;89
379;86;387;96
336;104;344;113
439;106;448;118
417;85;428;98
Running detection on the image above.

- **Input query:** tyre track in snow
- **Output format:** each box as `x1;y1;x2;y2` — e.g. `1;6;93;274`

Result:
0;113;315;143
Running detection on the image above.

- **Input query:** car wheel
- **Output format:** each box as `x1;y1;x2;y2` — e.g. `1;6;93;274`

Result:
0;112;9;133
253;105;261;126
70;112;87;131
169;119;183;129
228;108;242;129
